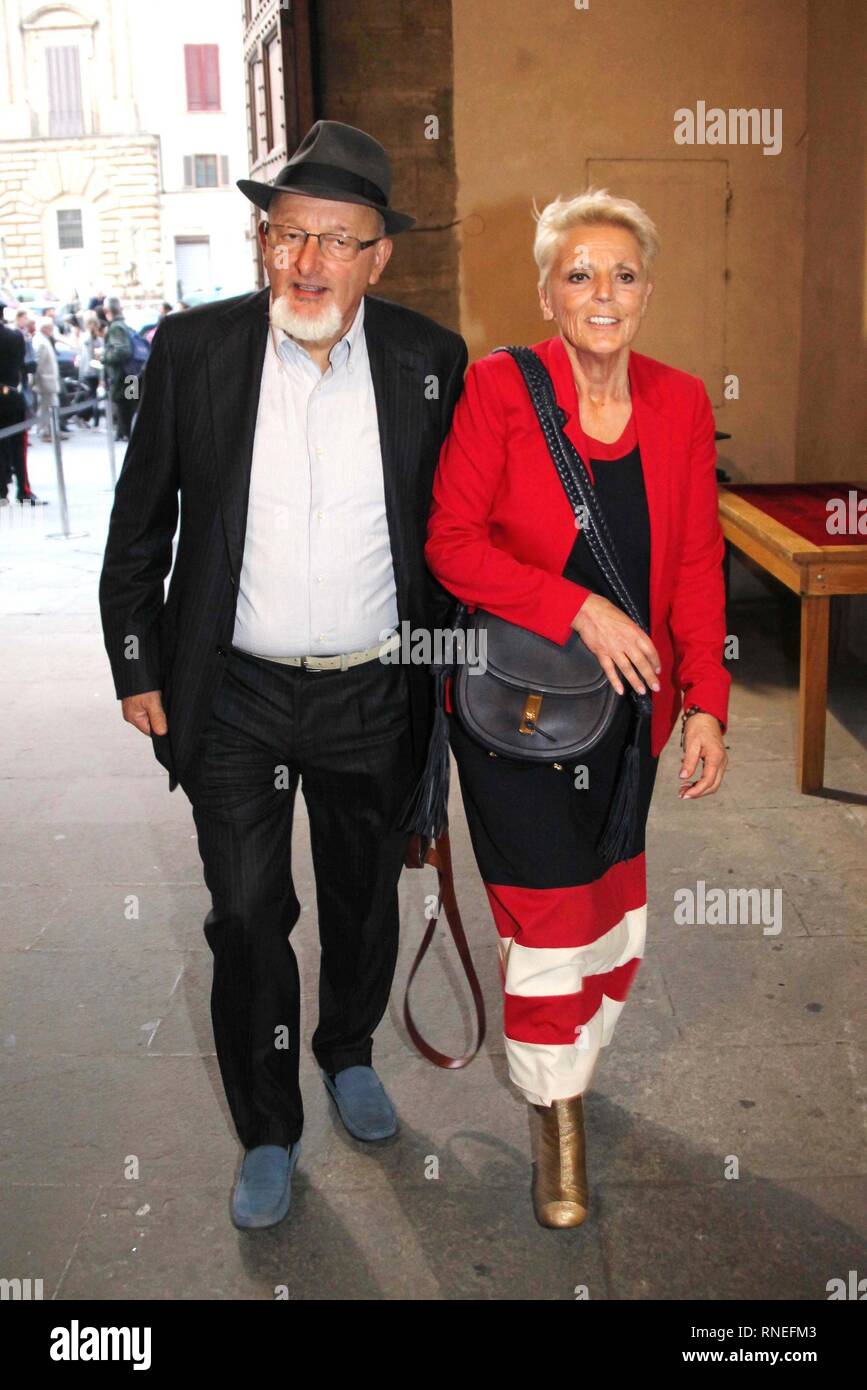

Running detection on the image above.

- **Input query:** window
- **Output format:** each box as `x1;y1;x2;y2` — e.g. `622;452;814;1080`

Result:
56;209;84;250
195;154;218;187
248;54;265;162
263;31;283;152
46;46;84;136
184;44;220;111
183;155;230;188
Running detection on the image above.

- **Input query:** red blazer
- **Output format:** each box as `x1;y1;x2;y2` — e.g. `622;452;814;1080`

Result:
425;334;730;759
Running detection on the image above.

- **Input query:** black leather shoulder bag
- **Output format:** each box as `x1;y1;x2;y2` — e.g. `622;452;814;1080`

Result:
401;345;653;865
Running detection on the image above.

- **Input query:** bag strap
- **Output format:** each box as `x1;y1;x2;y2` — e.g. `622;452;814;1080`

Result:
403;831;486;1068
494;345;651;647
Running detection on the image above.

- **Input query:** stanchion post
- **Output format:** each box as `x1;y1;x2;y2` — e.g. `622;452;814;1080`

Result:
49;404;71;537
105;392;117;487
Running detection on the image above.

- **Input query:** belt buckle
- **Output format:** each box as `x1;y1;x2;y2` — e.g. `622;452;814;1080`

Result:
302;653;331;672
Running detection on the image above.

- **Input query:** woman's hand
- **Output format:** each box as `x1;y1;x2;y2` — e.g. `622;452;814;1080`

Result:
679;713;727;798
572;593;661;696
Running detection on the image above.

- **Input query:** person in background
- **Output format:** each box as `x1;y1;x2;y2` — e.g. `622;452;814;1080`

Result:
103;296;136;442
61;314;82;352
0;303;45;505
0;302;27;504
76;311;103;428
14;309;37;414
34;317;68;442
143;302;174;346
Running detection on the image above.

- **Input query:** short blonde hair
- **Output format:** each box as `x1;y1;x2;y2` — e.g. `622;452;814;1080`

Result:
533;187;660;288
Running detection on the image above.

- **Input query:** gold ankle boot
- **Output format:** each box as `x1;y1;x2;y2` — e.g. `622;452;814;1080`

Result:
531;1095;589;1228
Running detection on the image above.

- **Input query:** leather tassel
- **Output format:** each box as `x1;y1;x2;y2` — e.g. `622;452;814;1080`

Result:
397;665;452;840
597;706;646;864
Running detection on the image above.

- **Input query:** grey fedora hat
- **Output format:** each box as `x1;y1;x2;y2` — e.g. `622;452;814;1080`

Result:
237;119;415;234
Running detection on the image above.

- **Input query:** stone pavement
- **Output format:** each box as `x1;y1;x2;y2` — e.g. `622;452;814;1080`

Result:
1;426;865;1300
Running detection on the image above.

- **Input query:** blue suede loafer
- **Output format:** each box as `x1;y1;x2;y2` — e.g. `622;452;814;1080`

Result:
231;1140;301;1230
321;1065;398;1141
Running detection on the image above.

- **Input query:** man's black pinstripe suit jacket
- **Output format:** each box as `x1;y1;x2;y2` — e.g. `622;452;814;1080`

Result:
99;287;468;792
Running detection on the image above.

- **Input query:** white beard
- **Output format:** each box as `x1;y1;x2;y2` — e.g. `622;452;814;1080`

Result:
270;293;344;345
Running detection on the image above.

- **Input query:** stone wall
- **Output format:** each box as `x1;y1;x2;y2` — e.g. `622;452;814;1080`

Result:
313;0;459;332
0;136;162;298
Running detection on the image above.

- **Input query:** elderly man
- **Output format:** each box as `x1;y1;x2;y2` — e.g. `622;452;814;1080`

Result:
33;317;68;442
99;121;467;1228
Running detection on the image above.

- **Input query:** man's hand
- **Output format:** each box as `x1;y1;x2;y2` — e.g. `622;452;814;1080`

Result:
121;690;168;737
572;593;661;697
679;713;727;799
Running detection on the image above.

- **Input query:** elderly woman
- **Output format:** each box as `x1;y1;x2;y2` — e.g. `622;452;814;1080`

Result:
425;188;730;1228
76;312;103;428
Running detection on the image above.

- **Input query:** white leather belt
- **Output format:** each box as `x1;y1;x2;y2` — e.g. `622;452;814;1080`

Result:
245;632;401;671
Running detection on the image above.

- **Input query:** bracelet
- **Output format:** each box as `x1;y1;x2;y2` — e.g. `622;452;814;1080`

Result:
680;704;722;750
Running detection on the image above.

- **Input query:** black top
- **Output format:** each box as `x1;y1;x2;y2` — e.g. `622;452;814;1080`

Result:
561;442;651;630
0;324;26;390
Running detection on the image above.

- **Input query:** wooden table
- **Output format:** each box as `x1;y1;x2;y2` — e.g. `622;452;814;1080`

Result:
718;484;867;793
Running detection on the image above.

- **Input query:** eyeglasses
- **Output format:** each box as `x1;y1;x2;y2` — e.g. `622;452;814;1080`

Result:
264;222;382;262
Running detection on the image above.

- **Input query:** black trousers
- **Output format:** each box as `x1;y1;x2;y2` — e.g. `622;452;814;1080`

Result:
113;391;138;440
178;643;415;1150
0;388;27;500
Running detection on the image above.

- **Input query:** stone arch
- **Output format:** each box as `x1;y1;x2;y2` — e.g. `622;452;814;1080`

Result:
20;4;98;31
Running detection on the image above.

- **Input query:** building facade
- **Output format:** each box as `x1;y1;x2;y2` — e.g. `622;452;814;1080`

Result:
0;0;251;307
138;0;253;302
241;0;315;289
240;0;461;323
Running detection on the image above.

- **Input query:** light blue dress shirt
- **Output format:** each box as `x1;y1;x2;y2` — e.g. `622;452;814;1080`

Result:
232;296;400;658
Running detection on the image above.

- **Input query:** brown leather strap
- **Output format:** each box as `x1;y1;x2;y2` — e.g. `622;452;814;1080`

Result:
402;832;486;1068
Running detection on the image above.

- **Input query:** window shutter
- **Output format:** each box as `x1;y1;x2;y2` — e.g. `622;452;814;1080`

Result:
185;44;220;111
203;46;220;110
183;156;193;188
219;155;229;186
47;47;83;137
184;46;199;111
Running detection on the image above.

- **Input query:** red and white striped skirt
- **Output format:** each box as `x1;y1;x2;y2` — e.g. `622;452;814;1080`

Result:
449;698;659;1106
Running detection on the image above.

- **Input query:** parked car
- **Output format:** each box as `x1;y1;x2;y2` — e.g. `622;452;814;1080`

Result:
8;286;61;318
53;338;83;407
181;285;252;307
